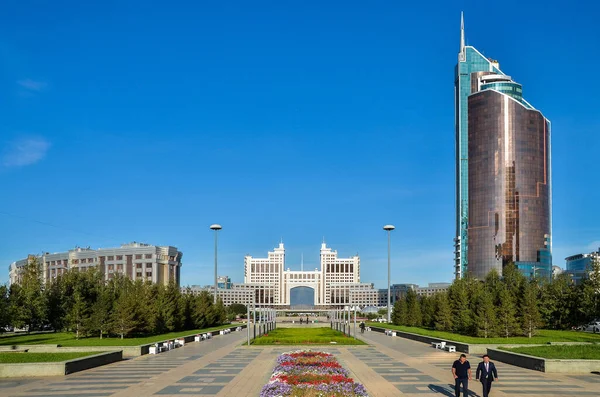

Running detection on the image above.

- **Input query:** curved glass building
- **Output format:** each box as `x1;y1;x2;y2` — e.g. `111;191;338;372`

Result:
456;14;552;280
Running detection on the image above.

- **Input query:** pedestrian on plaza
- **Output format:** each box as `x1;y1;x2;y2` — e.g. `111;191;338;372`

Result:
300;317;303;324
476;354;498;397
451;354;471;397
306;315;309;324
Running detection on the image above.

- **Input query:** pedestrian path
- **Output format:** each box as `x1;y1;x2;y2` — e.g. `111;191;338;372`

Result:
357;330;600;396
1;328;599;397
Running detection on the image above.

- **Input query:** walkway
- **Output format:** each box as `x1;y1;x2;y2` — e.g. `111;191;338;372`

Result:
0;329;599;397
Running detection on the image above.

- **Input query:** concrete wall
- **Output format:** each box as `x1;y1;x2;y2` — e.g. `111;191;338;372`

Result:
370;326;470;353
1;325;248;358
488;348;600;373
487;348;546;372
65;351;122;374
0;351;122;378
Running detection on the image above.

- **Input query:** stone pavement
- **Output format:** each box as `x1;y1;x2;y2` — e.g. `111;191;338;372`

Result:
354;330;600;396
0;328;599;397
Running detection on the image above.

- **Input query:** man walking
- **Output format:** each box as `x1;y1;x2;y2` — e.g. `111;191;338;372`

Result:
451;354;471;397
476;354;498;397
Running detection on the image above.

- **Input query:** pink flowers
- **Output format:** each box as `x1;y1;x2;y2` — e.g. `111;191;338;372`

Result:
260;350;368;396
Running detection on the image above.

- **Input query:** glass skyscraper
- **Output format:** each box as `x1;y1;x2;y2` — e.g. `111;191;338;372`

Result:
454;14;552;280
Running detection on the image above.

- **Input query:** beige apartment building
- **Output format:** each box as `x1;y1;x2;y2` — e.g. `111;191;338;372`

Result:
9;242;183;286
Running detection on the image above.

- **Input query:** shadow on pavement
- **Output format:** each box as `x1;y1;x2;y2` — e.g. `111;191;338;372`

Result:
428;384;480;397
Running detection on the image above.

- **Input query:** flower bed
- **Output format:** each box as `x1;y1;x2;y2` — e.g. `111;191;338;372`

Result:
260;350;368;396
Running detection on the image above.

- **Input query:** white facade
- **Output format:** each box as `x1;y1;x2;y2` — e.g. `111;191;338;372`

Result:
243;242;376;308
9;243;183;286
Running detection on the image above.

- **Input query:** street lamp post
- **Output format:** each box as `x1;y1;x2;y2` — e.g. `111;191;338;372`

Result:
209;224;222;304
383;225;395;324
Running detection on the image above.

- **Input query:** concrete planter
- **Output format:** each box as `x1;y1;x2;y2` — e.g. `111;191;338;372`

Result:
370;326;470;353
488;348;600;373
0;351;122;378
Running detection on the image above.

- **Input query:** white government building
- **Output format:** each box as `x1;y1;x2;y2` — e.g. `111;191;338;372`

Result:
215;242;378;308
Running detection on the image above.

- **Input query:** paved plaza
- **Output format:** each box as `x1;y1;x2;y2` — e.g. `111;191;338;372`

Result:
1;329;599;397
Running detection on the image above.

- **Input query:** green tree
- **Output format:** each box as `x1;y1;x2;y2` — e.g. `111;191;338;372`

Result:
521;280;542;338
448;278;471;334
497;285;520;337
44;277;67;332
475;287;497;338
155;282;183;333
213;298;227;325
541;273;576;329
90;283;114;339
420;295;436;328
110;277;140;338
66;288;91;339
405;289;422;327
12;257;46;332
180;288;196;330
0;285;10;332
434;292;453;332
579;256;600;323
391;297;407;326
228;303;247;316
502;262;526;296
192;291;214;329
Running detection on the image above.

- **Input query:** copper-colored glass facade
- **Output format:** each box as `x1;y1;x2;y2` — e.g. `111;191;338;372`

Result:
467;85;552;280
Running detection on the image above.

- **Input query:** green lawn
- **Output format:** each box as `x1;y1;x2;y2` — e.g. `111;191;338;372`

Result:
367;323;600;344
502;345;600;360
0;352;99;363
0;324;241;347
251;327;366;345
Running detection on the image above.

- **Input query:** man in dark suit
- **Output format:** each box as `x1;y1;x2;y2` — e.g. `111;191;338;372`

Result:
476;354;499;397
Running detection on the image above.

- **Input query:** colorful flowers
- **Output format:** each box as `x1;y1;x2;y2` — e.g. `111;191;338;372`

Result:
260;350;368;397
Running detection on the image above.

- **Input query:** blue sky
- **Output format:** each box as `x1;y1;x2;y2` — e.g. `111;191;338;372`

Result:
1;1;599;288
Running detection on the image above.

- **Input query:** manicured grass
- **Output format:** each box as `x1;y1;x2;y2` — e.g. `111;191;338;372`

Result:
0;324;240;347
0;352;98;363
367;323;600;344
502;345;600;360
252;327;366;345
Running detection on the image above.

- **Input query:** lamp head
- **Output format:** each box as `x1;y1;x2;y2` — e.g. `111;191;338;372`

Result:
383;225;395;231
210;224;222;231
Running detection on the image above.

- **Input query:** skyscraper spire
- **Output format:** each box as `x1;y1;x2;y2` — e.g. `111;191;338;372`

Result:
460;11;465;52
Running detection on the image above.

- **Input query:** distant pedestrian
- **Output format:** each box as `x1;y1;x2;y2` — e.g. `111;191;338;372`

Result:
300;318;303;324
476;354;498;397
451;354;471;397
359;322;366;333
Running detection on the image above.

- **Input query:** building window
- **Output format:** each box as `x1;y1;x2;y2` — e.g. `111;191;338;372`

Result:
135;254;142;259
107;256;114;261
116;255;123;260
145;254;152;259
146;263;152;268
72;259;79;264
136;263;142;268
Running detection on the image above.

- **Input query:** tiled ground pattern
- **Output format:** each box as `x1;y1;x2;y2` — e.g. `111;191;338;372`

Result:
0;328;599;397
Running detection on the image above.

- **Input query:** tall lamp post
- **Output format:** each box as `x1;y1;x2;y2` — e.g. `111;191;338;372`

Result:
210;224;222;304
383;224;395;324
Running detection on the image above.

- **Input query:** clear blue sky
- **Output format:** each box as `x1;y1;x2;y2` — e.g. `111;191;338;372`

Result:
1;1;599;288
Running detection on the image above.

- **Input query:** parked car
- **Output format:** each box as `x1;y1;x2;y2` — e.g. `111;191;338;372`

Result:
583;321;600;333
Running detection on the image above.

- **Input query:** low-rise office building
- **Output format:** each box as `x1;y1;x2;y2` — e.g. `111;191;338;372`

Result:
9;242;183;286
565;248;600;285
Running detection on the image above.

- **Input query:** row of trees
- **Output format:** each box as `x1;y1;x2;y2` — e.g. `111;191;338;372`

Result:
392;261;600;338
0;259;243;339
